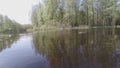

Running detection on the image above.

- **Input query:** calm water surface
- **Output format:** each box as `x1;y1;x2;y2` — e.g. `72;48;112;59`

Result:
0;28;120;68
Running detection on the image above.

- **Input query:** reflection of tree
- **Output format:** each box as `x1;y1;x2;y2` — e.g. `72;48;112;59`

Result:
33;29;117;68
85;28;116;68
0;35;19;52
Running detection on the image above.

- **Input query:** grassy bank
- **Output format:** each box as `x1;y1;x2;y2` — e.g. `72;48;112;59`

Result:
33;25;120;32
92;26;119;28
0;34;12;41
33;25;89;31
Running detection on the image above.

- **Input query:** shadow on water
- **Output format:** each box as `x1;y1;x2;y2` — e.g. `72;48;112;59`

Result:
32;28;120;68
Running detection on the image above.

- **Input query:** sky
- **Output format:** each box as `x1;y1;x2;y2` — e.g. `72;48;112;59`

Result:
0;0;40;24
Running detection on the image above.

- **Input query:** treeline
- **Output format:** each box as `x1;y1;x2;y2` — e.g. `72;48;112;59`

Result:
31;0;120;28
0;14;32;34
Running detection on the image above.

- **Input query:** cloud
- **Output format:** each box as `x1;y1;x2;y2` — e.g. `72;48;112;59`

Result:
0;0;39;24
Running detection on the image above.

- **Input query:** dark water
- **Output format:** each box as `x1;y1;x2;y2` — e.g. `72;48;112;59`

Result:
0;28;120;68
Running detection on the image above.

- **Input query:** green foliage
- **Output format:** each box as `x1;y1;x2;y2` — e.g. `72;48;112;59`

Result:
31;0;119;28
0;14;29;34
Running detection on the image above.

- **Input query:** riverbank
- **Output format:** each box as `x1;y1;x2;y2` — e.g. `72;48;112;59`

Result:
0;34;12;41
0;25;119;35
33;25;89;31
32;25;120;32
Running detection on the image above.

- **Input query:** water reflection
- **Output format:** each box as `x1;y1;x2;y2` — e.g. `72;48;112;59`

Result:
0;34;19;52
33;28;119;68
0;34;51;68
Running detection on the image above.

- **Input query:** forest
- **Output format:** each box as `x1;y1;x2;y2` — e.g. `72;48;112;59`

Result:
31;0;120;29
0;0;120;33
0;14;31;34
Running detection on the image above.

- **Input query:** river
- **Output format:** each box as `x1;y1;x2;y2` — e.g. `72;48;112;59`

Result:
0;28;120;68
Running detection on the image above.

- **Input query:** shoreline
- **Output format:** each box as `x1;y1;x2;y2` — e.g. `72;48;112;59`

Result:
0;25;119;35
33;25;119;31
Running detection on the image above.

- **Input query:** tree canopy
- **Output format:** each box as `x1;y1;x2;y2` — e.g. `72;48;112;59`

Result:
0;14;31;34
31;0;120;29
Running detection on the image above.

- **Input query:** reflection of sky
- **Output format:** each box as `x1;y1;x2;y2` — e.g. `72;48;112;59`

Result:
0;35;50;68
0;0;40;24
